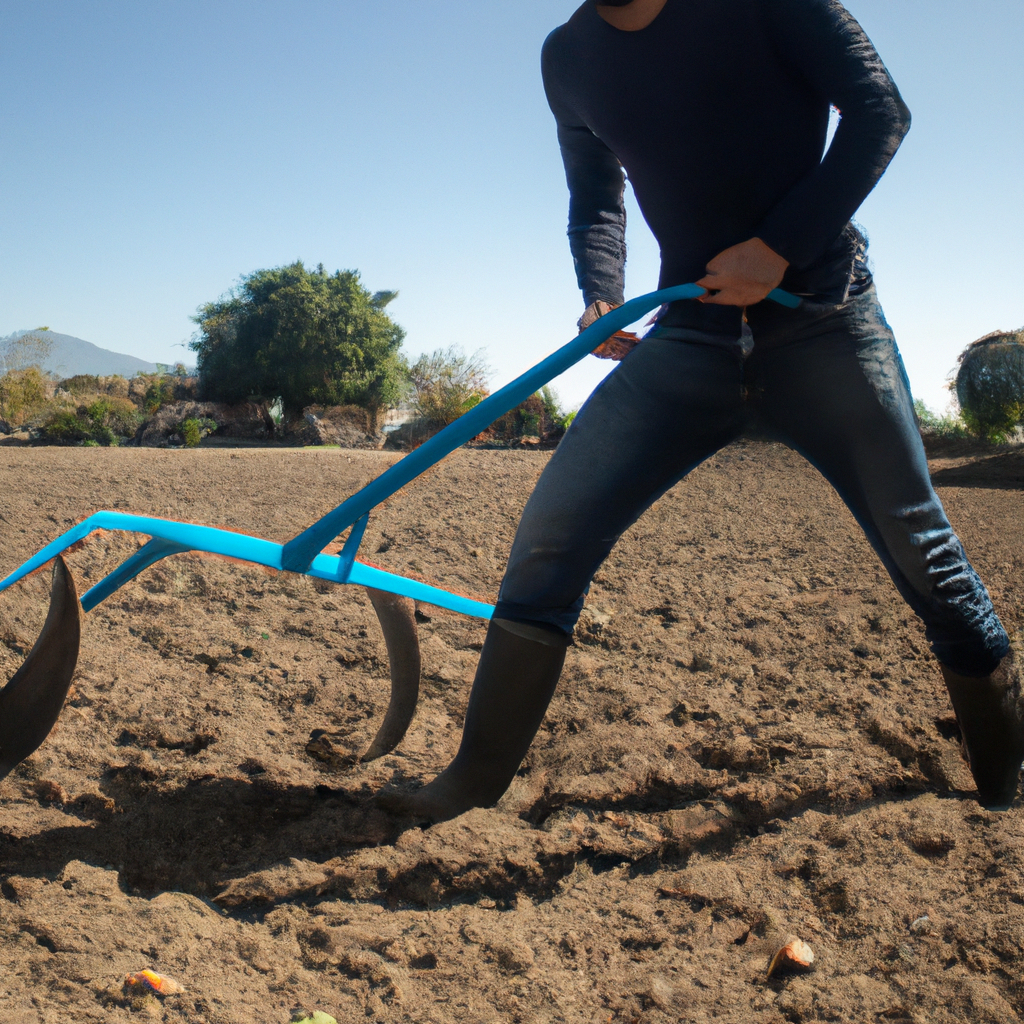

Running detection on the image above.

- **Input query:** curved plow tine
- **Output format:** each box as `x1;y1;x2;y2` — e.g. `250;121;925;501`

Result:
362;587;421;761
0;556;82;781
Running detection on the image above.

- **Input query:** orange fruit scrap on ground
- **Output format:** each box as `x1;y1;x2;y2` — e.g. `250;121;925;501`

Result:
766;937;815;978
123;969;184;996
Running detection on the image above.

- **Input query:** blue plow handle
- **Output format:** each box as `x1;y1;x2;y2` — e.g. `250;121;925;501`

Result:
0;283;798;618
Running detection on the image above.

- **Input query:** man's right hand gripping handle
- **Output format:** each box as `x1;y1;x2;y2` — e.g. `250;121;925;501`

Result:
578;300;639;361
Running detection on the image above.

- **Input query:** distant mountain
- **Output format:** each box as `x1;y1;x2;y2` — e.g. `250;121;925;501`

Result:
1;330;161;378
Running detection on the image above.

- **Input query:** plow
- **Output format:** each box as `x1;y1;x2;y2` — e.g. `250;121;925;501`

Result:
0;283;799;782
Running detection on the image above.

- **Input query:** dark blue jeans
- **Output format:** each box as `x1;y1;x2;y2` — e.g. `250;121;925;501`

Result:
494;286;1008;676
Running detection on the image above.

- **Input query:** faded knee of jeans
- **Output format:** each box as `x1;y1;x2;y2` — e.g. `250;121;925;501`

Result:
857;336;914;415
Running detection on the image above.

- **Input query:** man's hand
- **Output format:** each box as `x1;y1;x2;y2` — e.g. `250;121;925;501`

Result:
579;300;639;361
696;237;789;306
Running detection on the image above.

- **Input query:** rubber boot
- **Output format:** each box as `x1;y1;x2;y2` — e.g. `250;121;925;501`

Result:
940;648;1024;810
378;618;568;822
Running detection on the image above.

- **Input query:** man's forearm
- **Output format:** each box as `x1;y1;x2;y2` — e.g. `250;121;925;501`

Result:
568;227;627;308
557;122;628;306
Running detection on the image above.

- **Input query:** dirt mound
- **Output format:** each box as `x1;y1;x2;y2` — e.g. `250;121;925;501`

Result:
0;442;1022;1022
285;405;385;449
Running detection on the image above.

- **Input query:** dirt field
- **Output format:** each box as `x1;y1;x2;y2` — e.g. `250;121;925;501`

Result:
1;441;1022;1023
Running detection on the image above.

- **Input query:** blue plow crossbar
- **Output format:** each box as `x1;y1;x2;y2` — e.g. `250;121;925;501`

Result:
0;284;799;619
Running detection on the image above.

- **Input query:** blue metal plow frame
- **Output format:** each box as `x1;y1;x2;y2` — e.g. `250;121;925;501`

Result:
0;284;799;619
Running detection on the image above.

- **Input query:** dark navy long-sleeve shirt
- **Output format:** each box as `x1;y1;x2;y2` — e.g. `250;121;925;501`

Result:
541;0;911;334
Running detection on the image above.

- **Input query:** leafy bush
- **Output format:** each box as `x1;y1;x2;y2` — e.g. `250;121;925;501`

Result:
103;375;130;400
178;417;217;448
390;367;578;448
62;374;101;396
410;346;490;428
486;387;578;445
540;385;576;432
89;396;142;437
0;367;50;429
913;400;970;440
110;397;142;436
144;377;176;414
490;393;544;441
41;396;140;445
41;410;98;444
57;374;132;402
955;329;1024;443
182;419;201;447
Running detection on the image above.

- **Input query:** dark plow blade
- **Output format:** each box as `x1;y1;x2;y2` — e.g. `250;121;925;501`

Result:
362;587;422;761
0;556;82;781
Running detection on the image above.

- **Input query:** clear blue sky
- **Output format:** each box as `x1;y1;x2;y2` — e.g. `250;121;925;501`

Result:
2;1;1021;415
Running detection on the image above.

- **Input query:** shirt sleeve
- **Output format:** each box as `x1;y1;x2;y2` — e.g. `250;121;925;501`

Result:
542;33;627;307
755;0;912;269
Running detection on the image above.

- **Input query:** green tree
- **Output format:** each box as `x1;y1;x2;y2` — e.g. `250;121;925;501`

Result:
955;328;1024;442
190;262;407;426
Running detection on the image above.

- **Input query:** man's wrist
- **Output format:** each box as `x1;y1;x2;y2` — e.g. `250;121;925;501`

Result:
584;293;624;308
751;233;793;272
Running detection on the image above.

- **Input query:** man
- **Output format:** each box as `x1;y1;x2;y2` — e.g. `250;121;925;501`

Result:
387;0;1024;821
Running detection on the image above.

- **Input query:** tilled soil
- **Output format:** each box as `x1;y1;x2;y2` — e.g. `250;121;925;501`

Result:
0;442;1022;1024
